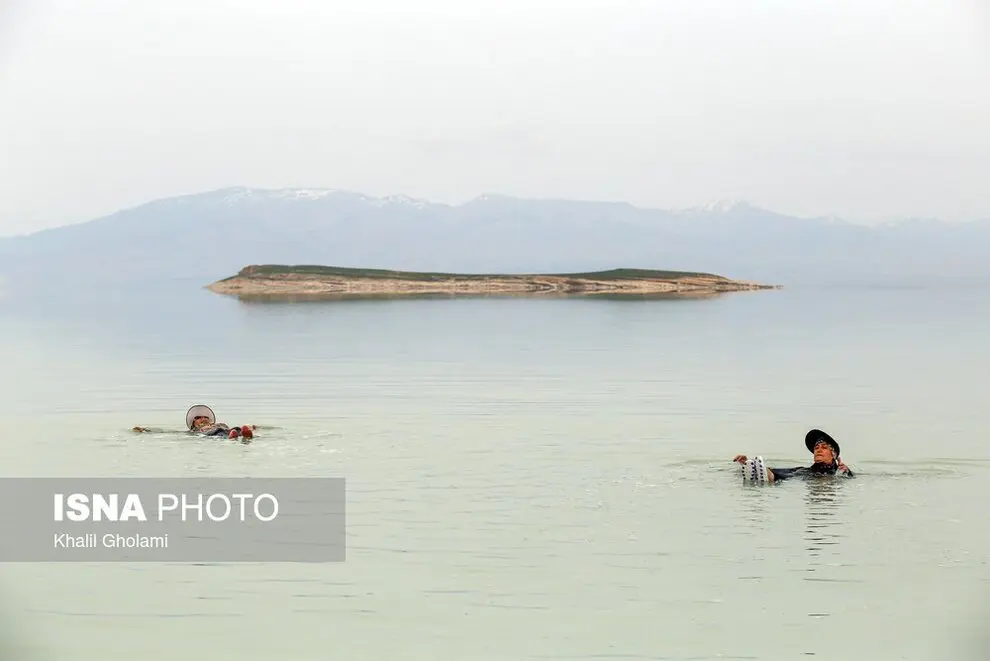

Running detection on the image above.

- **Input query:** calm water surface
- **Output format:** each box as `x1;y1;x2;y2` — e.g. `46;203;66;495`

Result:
0;283;987;660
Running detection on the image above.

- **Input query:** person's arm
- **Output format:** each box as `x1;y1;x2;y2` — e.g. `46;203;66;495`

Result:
734;456;801;482
838;460;855;477
195;423;229;436
767;466;805;481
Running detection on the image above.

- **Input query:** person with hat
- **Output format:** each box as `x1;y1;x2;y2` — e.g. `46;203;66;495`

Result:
732;429;853;481
131;404;256;439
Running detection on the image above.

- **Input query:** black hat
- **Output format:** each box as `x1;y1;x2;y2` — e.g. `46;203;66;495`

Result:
805;429;840;456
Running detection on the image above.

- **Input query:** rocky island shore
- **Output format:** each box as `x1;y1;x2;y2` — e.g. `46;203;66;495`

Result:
206;265;781;300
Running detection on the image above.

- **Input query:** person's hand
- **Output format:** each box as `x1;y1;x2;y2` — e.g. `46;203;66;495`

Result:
732;455;747;463
837;460;850;473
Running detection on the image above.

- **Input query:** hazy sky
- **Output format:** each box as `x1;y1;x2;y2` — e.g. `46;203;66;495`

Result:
1;0;988;235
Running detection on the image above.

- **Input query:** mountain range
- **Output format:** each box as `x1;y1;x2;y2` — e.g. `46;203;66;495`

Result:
1;186;988;298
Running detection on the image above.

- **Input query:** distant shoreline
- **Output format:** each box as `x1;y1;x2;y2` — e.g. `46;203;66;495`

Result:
206;265;781;300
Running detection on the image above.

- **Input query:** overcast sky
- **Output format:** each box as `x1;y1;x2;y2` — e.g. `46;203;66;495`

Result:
1;0;988;236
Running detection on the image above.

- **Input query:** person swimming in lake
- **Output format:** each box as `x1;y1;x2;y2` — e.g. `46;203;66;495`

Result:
131;404;256;439
733;429;853;482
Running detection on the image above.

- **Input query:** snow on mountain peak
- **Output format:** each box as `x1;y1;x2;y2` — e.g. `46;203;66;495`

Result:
699;198;748;213
206;187;434;209
366;194;433;209
669;198;750;216
275;188;341;201
216;187;341;205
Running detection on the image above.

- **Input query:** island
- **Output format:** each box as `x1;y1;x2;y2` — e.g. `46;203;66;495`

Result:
206;265;780;300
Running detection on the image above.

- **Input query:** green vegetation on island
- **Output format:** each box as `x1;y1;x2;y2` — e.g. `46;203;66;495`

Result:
216;264;730;282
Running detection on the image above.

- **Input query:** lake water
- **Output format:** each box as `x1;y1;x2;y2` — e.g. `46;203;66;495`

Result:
0;282;987;660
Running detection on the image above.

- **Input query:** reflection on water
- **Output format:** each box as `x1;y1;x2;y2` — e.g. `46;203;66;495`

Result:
229;291;736;303
803;478;845;577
